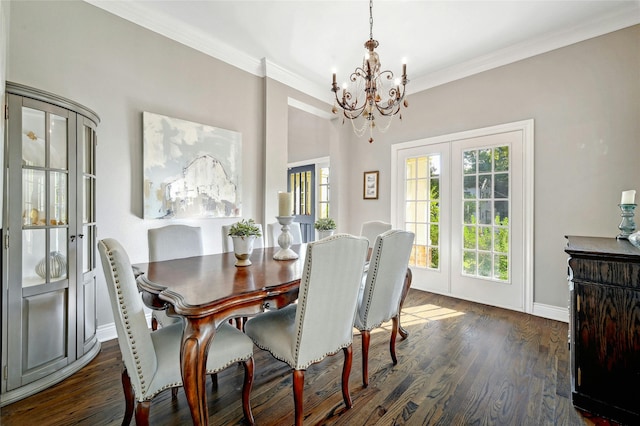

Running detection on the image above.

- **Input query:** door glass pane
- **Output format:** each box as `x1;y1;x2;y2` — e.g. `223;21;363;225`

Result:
479;175;492;198
494;146;509;171
406;158;416;179
83;176;92;223
463;176;476;198
22;229;46;286
405;154;440;270
494;173;509;199
83;225;94;273
478;148;492;172
22;169;46;226
83;126;94;175
22;107;45;167
463;151;476;174
460;146;510;282
50;114;67;170
47;228;68;281
428;247;439;268
49;171;67;226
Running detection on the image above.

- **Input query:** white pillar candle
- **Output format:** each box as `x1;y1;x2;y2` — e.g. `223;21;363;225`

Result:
621;190;636;205
278;192;293;216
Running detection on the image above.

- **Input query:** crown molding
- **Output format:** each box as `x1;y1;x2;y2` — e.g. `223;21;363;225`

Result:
287;97;334;120
85;1;639;102
263;59;331;105
409;4;640;94
85;0;262;76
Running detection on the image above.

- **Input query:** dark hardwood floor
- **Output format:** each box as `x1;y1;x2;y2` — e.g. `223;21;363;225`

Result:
1;290;621;425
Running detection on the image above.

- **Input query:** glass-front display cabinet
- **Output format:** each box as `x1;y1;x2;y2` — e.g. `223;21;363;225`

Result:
1;82;100;405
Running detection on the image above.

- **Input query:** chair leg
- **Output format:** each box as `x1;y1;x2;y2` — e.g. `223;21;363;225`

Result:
242;357;255;425
398;268;412;340
293;369;305;426
341;345;353;409
121;367;134;426
171;387;178;398
390;316;399;365
134;400;151;426
151;316;158;331
210;373;218;391
361;330;371;387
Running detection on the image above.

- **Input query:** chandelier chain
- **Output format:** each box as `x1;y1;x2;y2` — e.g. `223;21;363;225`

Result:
369;0;374;40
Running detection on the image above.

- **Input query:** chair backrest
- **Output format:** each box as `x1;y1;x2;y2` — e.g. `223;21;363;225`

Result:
292;234;369;369
98;238;157;398
222;223;264;252
360;220;392;245
267;221;302;247
148;225;203;261
356;230;415;330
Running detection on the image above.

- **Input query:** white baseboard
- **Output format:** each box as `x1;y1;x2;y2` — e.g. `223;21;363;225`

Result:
96;313;152;342
532;302;568;323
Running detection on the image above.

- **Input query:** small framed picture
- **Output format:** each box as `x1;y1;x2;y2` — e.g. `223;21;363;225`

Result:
363;171;379;200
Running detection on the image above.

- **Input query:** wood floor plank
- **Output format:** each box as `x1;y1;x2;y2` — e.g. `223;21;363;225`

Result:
1;290;621;426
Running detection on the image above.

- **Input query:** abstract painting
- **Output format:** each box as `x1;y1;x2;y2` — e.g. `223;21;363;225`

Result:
143;112;242;219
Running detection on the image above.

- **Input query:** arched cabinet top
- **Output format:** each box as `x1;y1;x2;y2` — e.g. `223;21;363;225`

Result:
6;81;100;125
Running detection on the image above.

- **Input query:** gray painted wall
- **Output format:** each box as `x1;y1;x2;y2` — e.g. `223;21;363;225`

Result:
342;25;640;308
288;106;331;163
5;0;640;326
7;0;268;326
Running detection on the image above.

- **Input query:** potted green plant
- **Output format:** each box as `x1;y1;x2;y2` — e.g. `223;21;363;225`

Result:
228;219;262;266
314;217;336;240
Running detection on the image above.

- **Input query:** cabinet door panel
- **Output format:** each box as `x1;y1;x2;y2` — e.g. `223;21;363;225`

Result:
24;290;68;372
576;282;640;409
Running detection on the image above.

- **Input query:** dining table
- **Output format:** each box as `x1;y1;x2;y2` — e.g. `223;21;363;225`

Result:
134;243;412;425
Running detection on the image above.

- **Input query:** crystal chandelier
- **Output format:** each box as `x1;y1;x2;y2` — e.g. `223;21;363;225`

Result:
331;0;409;143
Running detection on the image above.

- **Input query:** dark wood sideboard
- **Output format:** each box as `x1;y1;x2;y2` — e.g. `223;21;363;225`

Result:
565;236;640;424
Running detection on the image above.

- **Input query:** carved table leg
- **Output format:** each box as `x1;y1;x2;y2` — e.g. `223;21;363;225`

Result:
398;268;412;340
181;317;216;426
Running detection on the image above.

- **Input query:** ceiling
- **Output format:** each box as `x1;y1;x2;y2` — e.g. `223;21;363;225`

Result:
87;1;640;104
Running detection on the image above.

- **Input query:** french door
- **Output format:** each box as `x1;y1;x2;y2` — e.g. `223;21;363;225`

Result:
288;165;315;243
392;121;533;312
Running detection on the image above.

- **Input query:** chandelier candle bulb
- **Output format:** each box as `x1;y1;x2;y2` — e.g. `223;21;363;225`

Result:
278;192;293;217
621;190;636;205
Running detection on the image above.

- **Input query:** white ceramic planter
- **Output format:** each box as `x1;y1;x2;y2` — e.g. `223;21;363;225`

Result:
231;235;256;266
316;229;335;240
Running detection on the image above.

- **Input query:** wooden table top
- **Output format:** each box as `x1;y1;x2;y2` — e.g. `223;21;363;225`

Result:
135;244;307;318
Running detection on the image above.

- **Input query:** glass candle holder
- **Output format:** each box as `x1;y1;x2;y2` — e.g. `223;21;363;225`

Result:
617;203;636;239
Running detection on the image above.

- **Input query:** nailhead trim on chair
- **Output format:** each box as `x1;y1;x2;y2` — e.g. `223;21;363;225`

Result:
360;237;384;330
286;234;356;370
105;244;149;398
105;240;254;402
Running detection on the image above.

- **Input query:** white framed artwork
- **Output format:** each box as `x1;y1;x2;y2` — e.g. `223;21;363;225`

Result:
143;112;242;219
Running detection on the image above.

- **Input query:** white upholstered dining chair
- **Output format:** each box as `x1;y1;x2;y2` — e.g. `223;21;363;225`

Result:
267;221;302;247
359;220;392;246
98;238;255;426
354;229;414;387
147;224;203;330
222;222;264;252
244;234;369;426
